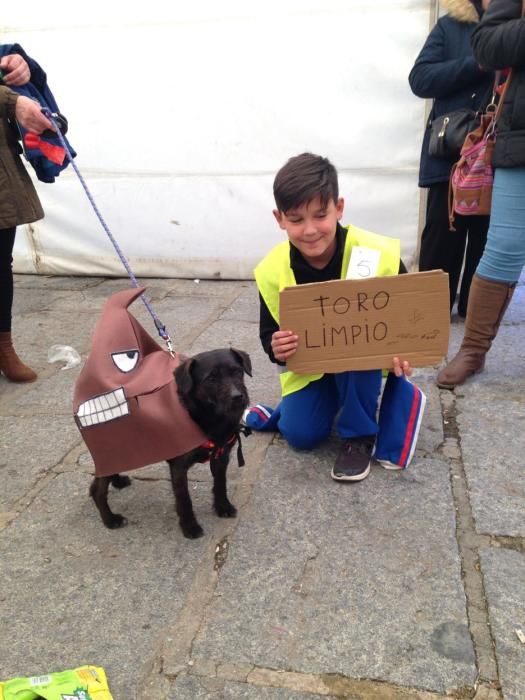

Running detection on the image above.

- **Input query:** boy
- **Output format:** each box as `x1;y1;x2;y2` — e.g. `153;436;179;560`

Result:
254;152;412;482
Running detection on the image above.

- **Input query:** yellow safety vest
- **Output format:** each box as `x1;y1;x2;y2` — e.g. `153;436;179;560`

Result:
254;224;400;397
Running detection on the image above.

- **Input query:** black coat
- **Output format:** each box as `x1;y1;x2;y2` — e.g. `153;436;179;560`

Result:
409;1;494;187
471;0;525;168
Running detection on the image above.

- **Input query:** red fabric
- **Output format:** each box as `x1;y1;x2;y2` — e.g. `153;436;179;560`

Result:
198;433;238;462
23;132;66;165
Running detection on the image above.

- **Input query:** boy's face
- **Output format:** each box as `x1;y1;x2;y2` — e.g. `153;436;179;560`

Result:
273;196;344;268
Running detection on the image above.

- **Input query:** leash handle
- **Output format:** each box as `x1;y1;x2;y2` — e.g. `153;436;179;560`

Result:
41;109;175;353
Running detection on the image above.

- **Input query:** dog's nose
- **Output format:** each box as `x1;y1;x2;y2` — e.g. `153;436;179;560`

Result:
230;387;242;399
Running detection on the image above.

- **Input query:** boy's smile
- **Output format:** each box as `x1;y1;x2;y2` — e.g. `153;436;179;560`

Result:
273;196;345;270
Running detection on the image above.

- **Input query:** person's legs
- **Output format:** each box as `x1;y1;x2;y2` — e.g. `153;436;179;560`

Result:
331;370;382;482
333;369;382;438
278;375;339;450
457;215;489;317
437;168;525;389
0;227;16;332
475;168;525;283
0;227;37;382
419;182;467;311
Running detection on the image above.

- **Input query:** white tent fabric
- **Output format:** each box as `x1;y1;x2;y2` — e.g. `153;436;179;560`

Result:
2;0;433;279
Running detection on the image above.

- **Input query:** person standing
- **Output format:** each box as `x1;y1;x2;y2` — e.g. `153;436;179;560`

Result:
437;0;525;388
0;50;53;382
409;0;493;316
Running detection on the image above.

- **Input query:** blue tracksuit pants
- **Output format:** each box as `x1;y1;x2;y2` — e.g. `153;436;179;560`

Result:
278;371;382;450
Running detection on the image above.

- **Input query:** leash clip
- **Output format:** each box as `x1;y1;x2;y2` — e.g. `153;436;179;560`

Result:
154;317;176;357
165;337;176;358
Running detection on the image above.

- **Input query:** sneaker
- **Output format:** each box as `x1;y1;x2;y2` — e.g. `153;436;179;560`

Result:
376;459;404;471
331;436;375;482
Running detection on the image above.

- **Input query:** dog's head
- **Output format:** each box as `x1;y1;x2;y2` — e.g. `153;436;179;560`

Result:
174;348;251;438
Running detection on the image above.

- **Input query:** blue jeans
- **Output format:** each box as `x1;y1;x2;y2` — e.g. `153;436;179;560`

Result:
476;168;525;283
278;371;382;450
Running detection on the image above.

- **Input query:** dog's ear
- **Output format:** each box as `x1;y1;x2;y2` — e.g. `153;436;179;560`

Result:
174;358;195;394
230;348;252;377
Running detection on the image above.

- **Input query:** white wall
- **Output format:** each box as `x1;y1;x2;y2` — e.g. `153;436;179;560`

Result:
2;0;433;279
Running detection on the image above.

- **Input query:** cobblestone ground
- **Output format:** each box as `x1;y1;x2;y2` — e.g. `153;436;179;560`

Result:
0;275;523;700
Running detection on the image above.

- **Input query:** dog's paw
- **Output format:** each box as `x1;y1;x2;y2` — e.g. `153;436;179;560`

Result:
215;501;237;518
181;521;204;539
104;513;128;529
111;474;132;489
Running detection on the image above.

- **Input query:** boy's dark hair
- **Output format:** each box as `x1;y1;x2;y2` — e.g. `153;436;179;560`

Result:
273;152;339;213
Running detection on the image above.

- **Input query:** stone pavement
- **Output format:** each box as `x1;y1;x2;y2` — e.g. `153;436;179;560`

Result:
0;274;523;700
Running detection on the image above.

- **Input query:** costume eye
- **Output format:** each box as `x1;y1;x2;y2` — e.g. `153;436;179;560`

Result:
111;350;140;373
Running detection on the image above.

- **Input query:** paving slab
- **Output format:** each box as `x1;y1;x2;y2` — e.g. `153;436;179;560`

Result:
168;675;335;699
0;470;220;699
479;549;525;700
7;364;82;412
12;274;103;291
190;442;475;694
0;415;79;512
457;386;525;537
220;284;261;324
10;310;101;367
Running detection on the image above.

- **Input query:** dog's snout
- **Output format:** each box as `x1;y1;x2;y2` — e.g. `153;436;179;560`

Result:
230;386;243;399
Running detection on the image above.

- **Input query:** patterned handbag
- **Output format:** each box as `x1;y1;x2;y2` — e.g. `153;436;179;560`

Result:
448;111;497;230
447;67;514;231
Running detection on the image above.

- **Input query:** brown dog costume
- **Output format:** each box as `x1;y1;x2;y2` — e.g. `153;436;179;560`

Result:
73;287;206;475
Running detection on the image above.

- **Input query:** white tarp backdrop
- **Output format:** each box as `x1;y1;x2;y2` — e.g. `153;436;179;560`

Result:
2;0;434;279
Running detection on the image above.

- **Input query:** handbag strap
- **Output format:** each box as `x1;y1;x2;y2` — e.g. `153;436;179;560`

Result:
496;72;511;120
482;2;525;123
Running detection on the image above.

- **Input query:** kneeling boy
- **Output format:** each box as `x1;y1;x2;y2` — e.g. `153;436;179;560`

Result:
255;152;411;482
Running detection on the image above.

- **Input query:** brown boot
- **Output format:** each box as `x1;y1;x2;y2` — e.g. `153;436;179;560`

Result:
0;331;37;383
436;276;515;390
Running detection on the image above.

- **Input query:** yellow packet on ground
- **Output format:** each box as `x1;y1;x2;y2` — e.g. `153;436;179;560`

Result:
0;665;113;700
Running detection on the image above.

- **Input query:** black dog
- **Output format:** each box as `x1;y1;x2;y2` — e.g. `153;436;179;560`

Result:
89;348;251;538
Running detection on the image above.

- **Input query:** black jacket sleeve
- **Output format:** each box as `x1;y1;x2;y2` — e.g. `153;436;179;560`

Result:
409;19;485;99
259;293;284;365
471;0;525;70
258;260;408;365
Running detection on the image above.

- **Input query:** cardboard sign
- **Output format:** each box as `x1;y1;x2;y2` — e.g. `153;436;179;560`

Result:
279;271;450;374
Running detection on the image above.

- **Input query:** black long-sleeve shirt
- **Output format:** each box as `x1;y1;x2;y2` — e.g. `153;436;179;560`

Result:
259;223;407;364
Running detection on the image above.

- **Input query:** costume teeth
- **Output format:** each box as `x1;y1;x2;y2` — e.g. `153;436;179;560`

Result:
76;387;129;427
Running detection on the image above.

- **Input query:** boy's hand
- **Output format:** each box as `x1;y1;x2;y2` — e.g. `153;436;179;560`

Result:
272;330;298;362
392;356;412;378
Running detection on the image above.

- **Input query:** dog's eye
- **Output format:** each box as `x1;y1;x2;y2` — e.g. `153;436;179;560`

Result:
111;350;140;373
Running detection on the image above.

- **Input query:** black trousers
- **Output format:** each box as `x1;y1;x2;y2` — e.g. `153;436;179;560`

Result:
0;227;16;332
419;182;489;316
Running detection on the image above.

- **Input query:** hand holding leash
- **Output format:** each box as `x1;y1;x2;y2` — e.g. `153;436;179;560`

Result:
15;95;54;133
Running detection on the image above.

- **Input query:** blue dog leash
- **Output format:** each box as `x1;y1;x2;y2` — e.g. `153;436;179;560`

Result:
41;109;175;355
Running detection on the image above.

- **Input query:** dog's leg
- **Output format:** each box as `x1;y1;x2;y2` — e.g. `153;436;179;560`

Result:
168;458;204;539
210;453;237;519
110;473;131;489
89;476;128;529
